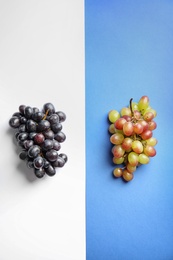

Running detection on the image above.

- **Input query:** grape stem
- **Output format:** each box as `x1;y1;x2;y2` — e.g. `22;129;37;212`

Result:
43;109;49;120
130;98;134;116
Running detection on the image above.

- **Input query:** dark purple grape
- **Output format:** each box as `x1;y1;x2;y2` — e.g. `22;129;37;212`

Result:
51;123;62;133
45;149;58;162
34;133;45;144
42;139;53;151
43;159;50;168
56;111;66;122
32;112;44;122
29;132;37;140
37;120;50;132
23;139;34;150
43;129;54;139
17;132;29;141
28;145;41;158
18;124;26;133
33;156;44;169
54;132;66;142
52;157;65;167
15;132;20;140
43;103;55;116
26;119;37;132
24;106;33;119
53;140;61;151
45;165;56;176
19;105;26;115
17;140;25;148
20;117;27;124
27;160;34;169
33;107;39;114
13;112;22;118
19;151;28;160
9;116;20;128
59;153;68;163
34;168;45;178
48;114;59;124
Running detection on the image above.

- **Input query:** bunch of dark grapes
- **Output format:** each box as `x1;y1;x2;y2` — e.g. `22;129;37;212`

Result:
9;103;67;178
108;96;157;182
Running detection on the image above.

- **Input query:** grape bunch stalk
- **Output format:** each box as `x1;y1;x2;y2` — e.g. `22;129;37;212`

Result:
9;103;67;178
108;96;157;182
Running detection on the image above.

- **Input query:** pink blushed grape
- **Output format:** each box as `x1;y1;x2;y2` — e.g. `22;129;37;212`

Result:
126;163;136;173
121;137;133;151
139;120;149;132
122;169;134;182
123;121;134;136
140;130;153;140
112;145;125;158
143;112;154;122
148;121;157;131
113;168;123;178
114;118;127;130
144;145;156;157
133;122;144;134
110;133;124;145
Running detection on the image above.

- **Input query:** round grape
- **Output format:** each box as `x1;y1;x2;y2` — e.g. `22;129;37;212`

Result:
33;156;44;169
46;149;58;162
56;111;66;123
34;168;45;178
9;117;20;128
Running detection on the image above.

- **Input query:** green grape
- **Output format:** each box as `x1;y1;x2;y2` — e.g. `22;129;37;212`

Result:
131;140;143;154
109;124;116;134
128;152;139;166
144;108;157;118
130;102;139;111
146;137;157;146
108;110;120;123
113;156;124;164
120;107;132;117
138;153;150;164
138;96;149;111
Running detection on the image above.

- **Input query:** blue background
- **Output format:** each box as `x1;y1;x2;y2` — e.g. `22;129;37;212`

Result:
85;1;173;259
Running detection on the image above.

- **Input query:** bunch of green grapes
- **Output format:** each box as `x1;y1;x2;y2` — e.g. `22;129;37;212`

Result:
108;96;157;182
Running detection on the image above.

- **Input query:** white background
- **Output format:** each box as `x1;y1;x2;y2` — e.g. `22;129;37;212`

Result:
0;1;85;259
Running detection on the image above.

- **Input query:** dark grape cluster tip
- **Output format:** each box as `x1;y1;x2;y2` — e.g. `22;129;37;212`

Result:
9;102;67;178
